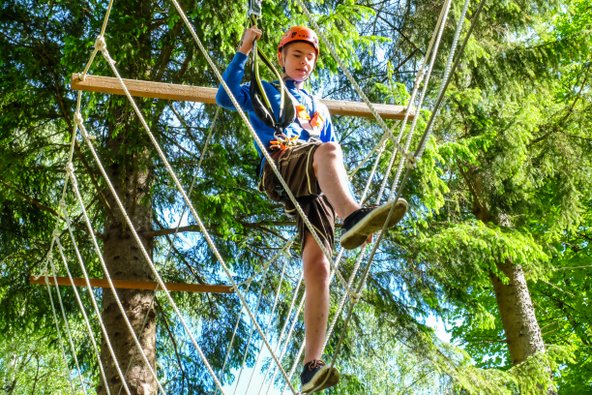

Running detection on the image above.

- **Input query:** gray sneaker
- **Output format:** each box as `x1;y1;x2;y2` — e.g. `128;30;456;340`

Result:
340;198;408;250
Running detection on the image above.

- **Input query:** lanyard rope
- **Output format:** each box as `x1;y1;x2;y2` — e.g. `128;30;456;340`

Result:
247;12;296;142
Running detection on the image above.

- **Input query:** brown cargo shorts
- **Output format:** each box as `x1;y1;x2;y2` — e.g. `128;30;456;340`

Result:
258;142;336;254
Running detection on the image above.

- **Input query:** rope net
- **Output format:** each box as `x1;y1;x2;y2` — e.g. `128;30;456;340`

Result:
36;0;473;393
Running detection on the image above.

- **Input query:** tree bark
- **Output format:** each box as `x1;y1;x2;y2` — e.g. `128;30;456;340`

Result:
93;1;157;392
490;260;545;365
469;176;546;367
98;131;156;395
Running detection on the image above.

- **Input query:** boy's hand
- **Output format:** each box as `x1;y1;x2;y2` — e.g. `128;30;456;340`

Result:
238;27;262;55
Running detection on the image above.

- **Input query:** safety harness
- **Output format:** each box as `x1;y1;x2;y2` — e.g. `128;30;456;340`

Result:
266;81;326;151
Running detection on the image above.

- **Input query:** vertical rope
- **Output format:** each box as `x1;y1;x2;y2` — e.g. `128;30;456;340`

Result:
54;239;112;395
62;206;132;395
43;262;86;394
377;0;453;204
244;259;289;394
291;0;455;386
415;0;485;159
67;163;167;394
88;34;297;391
47;258;89;394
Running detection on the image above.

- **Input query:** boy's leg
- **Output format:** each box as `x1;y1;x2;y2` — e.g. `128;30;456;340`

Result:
313;141;408;250
301;232;330;362
312;142;360;220
300;232;339;393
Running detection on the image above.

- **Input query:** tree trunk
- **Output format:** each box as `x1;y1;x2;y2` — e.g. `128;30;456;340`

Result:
471;181;551;390
490;260;545;365
92;1;157;392
472;201;546;366
98;131;156;394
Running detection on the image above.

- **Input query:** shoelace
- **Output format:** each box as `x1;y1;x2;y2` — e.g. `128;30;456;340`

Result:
305;359;325;371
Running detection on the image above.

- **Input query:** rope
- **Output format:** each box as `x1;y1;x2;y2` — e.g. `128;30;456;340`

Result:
47;259;89;395
334;0;455;375
231;257;285;395
258;273;304;395
90;32;297;393
243;255;291;394
220;239;294;379
61;205;132;395
42;271;79;395
124;108;221;391
39;0;481;391
327;0;486;381
323;0;452;193
117;298;157;395
266;295;306;395
67;163;167;394
379;0;453;201
290;0;457;383
415;0;486;159
162;107;220;267
39;33;133;389
74;0;115;83
54;239;112;395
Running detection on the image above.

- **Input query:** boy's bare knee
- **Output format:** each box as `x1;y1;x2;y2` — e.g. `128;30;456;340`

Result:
314;142;342;163
302;236;330;284
304;259;330;286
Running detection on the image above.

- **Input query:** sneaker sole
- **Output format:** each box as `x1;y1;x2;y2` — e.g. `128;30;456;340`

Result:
301;366;340;393
340;198;408;250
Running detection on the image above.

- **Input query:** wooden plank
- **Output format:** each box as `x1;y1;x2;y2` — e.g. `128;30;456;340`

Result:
30;275;234;294
71;74;414;120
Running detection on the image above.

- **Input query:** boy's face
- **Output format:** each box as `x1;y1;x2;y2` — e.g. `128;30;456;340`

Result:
278;42;317;82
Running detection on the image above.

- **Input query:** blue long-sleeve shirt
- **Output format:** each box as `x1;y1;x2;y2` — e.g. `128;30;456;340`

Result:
215;52;335;159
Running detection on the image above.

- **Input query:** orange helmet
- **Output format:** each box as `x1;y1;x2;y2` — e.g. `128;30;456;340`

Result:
277;26;319;56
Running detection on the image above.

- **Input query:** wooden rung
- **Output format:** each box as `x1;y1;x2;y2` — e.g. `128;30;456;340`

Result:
71;74;415;120
30;275;234;294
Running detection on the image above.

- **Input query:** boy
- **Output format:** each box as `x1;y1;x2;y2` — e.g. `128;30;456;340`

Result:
216;25;407;393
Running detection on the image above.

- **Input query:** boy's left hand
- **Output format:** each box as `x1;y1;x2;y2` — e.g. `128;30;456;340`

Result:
238;27;262;55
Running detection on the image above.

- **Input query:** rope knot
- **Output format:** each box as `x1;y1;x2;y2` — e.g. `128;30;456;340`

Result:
350;292;362;304
74;111;84;126
404;155;417;169
52;228;62;239
65;162;75;176
58;198;66;212
94;35;107;52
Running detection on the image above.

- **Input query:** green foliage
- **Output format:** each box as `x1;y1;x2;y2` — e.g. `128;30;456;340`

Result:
449;348;565;395
315;2;377;71
1;0;591;393
420;221;549;281
0;327;90;394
